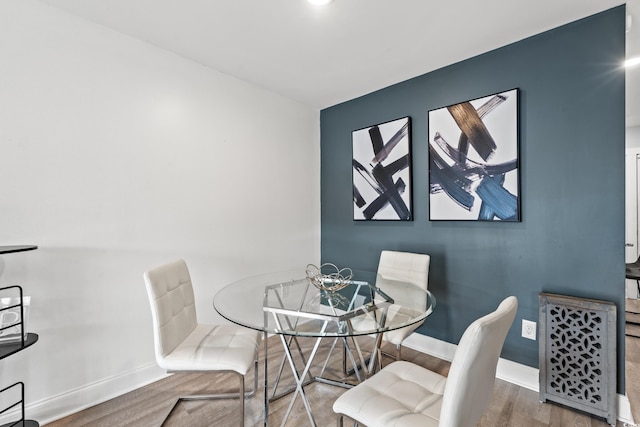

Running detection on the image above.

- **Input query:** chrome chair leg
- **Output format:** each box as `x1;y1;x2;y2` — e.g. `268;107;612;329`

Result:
380;343;402;364
336;414;359;427
239;374;245;427
161;359;258;427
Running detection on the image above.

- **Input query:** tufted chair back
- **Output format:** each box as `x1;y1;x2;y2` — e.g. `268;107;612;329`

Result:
377;250;430;291
375;250;430;351
143;258;198;366
439;296;518;427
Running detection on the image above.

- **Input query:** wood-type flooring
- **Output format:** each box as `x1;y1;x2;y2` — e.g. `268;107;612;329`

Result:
626;297;640;426
43;334;628;427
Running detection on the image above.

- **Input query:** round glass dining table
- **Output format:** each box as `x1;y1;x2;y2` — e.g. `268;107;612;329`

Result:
213;267;436;427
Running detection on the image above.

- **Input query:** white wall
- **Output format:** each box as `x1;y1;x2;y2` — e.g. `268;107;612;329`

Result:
0;0;320;422
627;126;640;298
628;125;640;148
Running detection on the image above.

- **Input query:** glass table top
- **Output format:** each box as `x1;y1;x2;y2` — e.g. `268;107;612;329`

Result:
213;268;435;337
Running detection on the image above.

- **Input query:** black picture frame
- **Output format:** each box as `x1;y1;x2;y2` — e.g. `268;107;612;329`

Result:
428;88;520;221
352;116;412;221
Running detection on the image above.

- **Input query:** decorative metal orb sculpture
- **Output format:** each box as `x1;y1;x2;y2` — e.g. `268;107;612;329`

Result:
305;263;353;292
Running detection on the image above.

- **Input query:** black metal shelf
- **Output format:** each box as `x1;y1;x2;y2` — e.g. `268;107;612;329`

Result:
0;383;39;427
0;246;37;255
0;420;38;427
0;286;33;361
0;333;38;361
0;248;39;427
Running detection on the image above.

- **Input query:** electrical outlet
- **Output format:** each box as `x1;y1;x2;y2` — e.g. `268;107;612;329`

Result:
522;319;536;340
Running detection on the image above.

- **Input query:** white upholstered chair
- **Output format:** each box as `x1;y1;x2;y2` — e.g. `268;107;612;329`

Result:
375;250;430;360
333;296;518;427
143;259;261;426
346;250;429;366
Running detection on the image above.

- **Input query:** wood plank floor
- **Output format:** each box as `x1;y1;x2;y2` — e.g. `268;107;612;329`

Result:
626;298;640;424
44;335;626;427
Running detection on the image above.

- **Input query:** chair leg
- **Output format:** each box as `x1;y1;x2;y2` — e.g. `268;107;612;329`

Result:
160;360;259;426
381;343;402;363
161;375;248;426
337;413;360;427
252;357;259;398
159;399;180;427
239;374;245;427
343;343;348;375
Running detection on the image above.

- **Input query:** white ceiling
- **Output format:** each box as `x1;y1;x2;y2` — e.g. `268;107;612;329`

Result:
39;0;638;126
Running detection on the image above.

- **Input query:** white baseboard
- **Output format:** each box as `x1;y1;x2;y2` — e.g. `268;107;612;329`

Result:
20;362;167;425
403;333;634;425
16;334;636;425
620;394;635;425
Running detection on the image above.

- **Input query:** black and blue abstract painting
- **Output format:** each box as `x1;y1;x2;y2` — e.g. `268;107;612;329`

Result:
352;117;412;220
428;89;520;221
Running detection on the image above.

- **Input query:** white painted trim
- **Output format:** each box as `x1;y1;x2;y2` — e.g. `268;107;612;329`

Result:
403;333;634;425
619;394;636;425
14;363;167;425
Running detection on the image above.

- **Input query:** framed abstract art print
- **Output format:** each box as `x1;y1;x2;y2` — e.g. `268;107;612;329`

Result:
428;88;520;221
352;116;412;221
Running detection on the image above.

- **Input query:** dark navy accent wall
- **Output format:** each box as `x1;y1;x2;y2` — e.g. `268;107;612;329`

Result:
320;7;626;390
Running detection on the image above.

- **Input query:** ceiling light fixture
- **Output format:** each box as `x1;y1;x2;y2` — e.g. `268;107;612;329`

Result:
626;56;640;68
308;0;333;5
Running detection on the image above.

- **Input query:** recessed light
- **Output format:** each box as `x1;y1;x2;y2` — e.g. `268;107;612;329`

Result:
626;56;640;68
308;0;333;5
